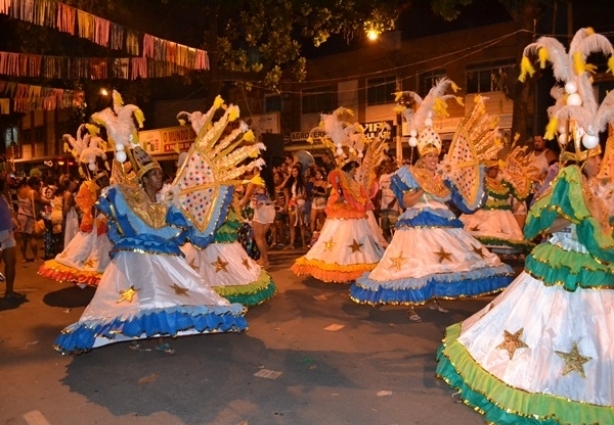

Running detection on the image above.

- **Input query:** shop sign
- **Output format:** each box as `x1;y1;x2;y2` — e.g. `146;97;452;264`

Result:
138;126;196;155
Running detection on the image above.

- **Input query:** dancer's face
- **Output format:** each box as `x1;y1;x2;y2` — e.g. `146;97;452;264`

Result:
422;153;439;173
142;168;164;192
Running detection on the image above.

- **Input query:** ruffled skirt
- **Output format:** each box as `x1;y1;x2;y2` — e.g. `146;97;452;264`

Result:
54;251;248;354
181;242;276;306
350;226;513;305
39;230;111;287
460;209;527;252
291;217;385;283
435;233;614;424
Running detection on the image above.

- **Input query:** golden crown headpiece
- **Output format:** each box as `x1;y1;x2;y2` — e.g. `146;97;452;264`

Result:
396;77;463;157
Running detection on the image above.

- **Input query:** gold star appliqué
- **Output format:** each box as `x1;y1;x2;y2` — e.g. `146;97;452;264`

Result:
390;252;405;270
348;239;363;253
170;283;189;296
496;328;528;360
117;285;139;303
471;245;486;259
324;238;336;251
555;341;592;378
435;247;453;263
211;256;229;273
242;258;252;270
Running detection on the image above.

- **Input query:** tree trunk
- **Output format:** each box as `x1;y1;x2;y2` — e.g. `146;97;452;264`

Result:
507;0;542;144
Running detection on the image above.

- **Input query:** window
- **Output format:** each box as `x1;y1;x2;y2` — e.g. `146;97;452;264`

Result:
367;76;397;106
34;127;46;143
4;126;18;148
418;69;446;97
466;59;515;94
301;86;333;114
264;94;282;113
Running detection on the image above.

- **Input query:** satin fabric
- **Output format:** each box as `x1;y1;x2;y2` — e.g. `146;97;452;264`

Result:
456;232;614;406
460;208;525;248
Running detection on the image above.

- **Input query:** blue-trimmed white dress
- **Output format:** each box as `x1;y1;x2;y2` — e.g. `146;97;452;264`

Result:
350;164;513;306
54;184;247;354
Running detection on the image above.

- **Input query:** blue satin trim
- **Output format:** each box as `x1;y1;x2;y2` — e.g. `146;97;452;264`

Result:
111;234;184;257
54;304;248;354
396;209;463;229
350;265;514;305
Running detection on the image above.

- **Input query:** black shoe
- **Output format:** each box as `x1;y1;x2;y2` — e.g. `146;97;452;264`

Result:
4;292;26;299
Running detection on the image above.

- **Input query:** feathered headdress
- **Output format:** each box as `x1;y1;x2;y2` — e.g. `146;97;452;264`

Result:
318;107;369;168
520;27;614;163
91;90;145;164
397;77;462;156
355;123;389;194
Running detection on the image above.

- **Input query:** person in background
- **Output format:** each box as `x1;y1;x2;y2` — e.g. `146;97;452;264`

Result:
271;171;288;249
377;159;400;242
15;176;49;262
284;164;308;249
309;168;328;236
0;178;20;299
527;135;558;195
62;179;79;249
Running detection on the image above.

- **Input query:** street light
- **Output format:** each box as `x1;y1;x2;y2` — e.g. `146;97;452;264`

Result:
368;30;403;165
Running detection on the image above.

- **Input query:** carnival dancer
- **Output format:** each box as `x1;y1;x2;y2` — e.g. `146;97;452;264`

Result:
350;81;514;322
460;146;533;255
39;125;111;286
436;28;614;425
176;102;276;306
54;92;256;355
291;108;385;283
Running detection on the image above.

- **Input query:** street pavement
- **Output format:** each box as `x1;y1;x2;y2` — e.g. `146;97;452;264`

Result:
0;249;523;425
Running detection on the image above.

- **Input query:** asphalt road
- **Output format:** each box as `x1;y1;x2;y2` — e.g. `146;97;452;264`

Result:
0;250;523;425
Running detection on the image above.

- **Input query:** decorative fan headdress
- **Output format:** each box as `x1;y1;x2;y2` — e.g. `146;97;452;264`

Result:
441;95;503;210
396;77;463;156
519;27;614;164
171;97;266;233
355;123;390;194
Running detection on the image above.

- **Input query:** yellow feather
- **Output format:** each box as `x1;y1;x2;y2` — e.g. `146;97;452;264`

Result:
544;117;559;140
250;175;265;186
573;52;586;75
585;63;597;74
178;118;186;126
173;142;180;154
586;27;595;35
455;96;464;106
608;57;614;75
134;109;145;128
518;56;535;82
450;82;461;93
394;91;403;102
213;95;224;109
63;142;69;153
85;123;99;135
113;91;124;107
306;137;314;144
243;130;255;143
538;47;549;69
393;105;405;114
513;133;520;143
228;106;240;122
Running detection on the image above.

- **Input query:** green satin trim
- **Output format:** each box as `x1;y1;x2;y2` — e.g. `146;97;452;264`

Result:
436;324;613;425
213;270;276;306
525;243;614;290
213;210;241;243
524;166;614;265
475;236;530;250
